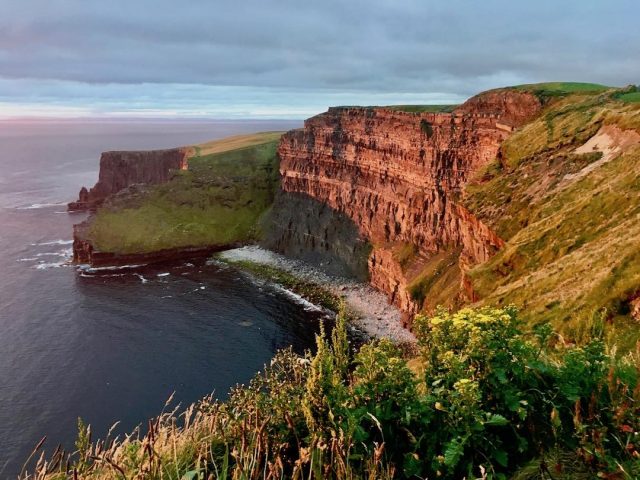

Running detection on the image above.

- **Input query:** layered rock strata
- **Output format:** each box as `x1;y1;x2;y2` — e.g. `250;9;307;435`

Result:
68;148;188;210
278;91;541;320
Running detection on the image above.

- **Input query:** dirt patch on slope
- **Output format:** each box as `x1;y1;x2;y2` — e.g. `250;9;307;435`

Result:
565;125;640;182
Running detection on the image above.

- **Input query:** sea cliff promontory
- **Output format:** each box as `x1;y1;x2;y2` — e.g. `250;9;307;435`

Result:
68;148;189;211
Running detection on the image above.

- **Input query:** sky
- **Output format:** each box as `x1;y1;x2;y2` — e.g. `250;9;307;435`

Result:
0;0;638;119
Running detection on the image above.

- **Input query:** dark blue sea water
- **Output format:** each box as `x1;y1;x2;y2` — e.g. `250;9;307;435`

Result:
0;119;323;477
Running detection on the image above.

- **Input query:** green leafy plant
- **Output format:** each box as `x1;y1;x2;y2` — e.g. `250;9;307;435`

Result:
22;307;640;480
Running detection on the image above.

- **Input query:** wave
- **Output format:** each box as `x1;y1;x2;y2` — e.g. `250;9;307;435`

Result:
77;263;147;273
270;284;324;313
134;273;149;284
36;249;72;258
17;202;68;210
79;272;128;278
31;239;73;246
34;261;71;270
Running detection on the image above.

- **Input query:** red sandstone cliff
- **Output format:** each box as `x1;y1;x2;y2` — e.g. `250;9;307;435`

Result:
68;148;188;210
278;91;542;321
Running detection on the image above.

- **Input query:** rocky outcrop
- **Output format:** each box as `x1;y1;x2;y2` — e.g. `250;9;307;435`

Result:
68;148;188;210
455;89;543;127
278;90;541;319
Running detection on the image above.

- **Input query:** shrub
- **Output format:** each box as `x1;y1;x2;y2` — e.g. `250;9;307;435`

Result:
23;307;640;480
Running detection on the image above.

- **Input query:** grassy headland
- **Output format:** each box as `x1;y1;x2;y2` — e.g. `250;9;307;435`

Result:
86;132;283;254
513;81;611;98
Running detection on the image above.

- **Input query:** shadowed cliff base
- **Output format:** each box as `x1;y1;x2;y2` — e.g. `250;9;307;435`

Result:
260;191;372;281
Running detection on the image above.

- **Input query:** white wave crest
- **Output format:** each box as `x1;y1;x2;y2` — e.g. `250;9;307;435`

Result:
17;202;67;210
78;263;147;272
34;261;71;270
32;240;73;246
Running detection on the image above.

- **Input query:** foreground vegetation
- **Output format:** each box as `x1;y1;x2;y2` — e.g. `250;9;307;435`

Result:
87;133;283;253
24;307;639;479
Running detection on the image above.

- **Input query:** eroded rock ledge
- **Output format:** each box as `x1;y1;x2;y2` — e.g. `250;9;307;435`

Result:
278;90;542;323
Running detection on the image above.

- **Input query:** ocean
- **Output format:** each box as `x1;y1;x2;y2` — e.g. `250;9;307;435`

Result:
0;119;328;477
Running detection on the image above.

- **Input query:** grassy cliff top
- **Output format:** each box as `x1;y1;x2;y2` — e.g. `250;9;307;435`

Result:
185;131;284;158
513;81;611;93
86;132;283;254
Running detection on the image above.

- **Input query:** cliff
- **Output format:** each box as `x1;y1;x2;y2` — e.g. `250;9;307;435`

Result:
66;85;640;344
68;148;188;210
278;90;542;320
71;134;282;266
462;87;640;345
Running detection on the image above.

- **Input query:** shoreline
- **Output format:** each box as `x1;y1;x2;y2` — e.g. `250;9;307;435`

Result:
217;245;416;343
70;239;415;342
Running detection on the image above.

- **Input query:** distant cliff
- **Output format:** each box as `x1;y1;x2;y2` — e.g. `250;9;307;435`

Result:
68;148;188;210
70;135;282;266
277;91;542;321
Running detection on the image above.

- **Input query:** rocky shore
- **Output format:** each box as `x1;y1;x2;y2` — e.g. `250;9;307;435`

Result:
218;245;416;343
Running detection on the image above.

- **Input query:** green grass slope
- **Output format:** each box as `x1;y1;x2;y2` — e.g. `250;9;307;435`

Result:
464;88;640;348
514;81;611;95
87;133;282;253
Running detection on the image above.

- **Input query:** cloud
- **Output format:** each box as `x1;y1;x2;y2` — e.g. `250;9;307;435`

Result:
0;0;638;117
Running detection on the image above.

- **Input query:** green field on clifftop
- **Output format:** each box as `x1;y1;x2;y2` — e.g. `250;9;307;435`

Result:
514;81;610;93
87;133;282;253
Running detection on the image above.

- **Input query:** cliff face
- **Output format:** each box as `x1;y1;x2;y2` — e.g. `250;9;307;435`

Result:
261;191;371;281
68;148;188;210
278;91;541;319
